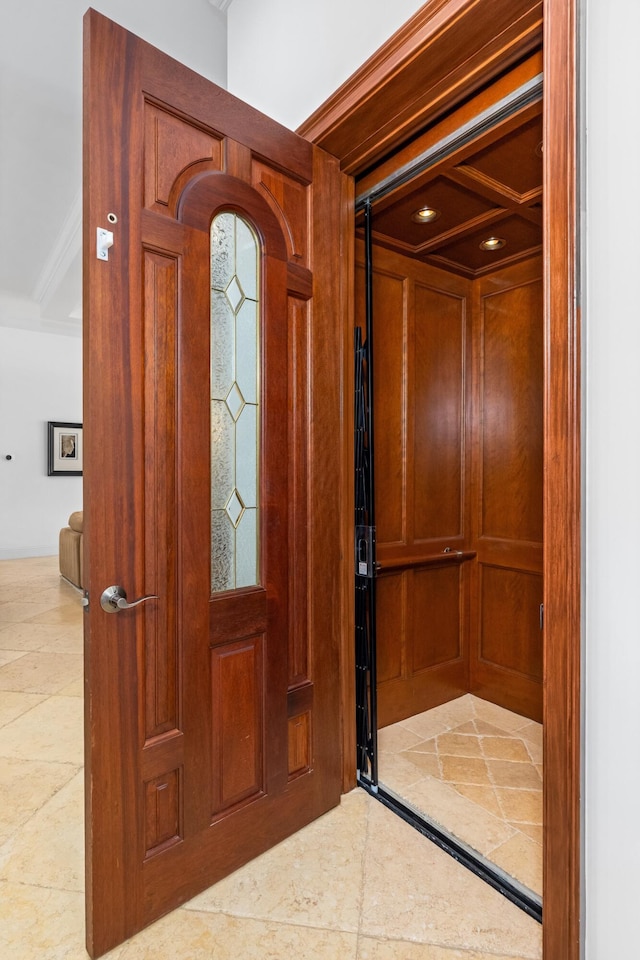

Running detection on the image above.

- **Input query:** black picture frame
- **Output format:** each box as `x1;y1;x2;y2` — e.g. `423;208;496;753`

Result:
47;421;83;476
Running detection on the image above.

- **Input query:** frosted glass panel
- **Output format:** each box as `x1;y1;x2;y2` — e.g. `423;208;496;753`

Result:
211;510;234;592
210;291;234;400
210;401;234;510
236;299;258;404
235;405;258;508
236;218;258;301
211;212;260;593
236;508;258;588
210;213;235;291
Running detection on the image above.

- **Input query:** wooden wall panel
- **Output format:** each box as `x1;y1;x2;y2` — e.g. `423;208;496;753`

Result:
481;279;543;543
356;262;407;546
376;572;405;685
479;566;542;679
366;247;542;728
413;283;465;541
473;566;542;722
470;258;543;721
357;243;471;727
409;565;462;672
378;565;468;727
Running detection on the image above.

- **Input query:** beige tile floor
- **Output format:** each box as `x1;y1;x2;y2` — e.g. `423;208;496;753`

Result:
0;556;542;959
378;697;543;896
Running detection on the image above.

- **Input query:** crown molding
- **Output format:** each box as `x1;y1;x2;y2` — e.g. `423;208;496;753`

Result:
32;188;81;310
208;0;234;11
0;292;81;338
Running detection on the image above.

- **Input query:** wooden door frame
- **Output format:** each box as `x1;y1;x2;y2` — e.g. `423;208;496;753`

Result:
299;1;579;957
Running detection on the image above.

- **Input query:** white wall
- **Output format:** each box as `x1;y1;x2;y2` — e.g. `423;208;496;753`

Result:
227;0;426;129
584;0;640;954
228;0;640;955
0;327;82;558
0;0;229;558
0;0;227;305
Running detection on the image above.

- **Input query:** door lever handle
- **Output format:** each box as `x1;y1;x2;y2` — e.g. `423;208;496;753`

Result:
100;584;158;614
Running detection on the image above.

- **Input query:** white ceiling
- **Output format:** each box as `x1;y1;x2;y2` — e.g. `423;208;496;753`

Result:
0;1;230;337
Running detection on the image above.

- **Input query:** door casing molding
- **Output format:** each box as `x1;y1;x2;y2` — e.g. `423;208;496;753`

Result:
300;1;579;957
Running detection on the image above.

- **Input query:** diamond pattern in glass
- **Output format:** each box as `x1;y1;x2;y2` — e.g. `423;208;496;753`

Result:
225;382;245;422
225;488;245;528
225;275;244;313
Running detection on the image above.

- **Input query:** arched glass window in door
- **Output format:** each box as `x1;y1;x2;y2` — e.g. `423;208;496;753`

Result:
210;212;260;593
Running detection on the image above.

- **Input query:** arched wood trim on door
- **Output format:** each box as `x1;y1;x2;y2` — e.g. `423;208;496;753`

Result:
177;170;288;262
299;1;579;958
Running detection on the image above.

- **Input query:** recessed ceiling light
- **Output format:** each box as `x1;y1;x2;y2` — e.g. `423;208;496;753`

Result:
479;236;506;251
411;206;440;224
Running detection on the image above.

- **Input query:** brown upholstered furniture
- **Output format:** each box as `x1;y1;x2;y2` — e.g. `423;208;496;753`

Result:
59;510;83;588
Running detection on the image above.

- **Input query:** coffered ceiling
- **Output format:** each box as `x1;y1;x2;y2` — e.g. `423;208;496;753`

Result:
359;102;542;278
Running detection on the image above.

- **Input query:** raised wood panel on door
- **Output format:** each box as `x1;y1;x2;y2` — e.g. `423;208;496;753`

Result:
470;258;543;721
356;243;472;727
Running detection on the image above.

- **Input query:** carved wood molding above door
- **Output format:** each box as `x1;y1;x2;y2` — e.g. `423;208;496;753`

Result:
298;0;543;174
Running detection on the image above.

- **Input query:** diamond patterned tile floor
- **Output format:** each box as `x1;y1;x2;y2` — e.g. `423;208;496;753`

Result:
378;695;543;895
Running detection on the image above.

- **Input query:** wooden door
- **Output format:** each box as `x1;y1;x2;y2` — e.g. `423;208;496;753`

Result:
83;11;347;958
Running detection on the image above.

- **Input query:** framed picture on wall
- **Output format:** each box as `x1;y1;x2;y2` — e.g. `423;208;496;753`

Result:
47;421;83;476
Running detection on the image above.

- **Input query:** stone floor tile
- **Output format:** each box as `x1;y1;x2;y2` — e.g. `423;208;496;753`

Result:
401;777;516;856
0;690;46;729
358;939;537;960
188;789;368;933
360;802;541;958
0;756;79;845
486;831;543;895
480;737;531;762
0;770;84;892
118;909;358;959
0;881;91;960
0;650;82;694
0;694;83;764
0;621;77;652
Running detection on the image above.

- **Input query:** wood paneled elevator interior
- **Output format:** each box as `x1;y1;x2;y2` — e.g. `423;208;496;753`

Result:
358;249;543;728
354;55;544;895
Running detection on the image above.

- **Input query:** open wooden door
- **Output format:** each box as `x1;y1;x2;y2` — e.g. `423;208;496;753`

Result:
83;10;348;957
